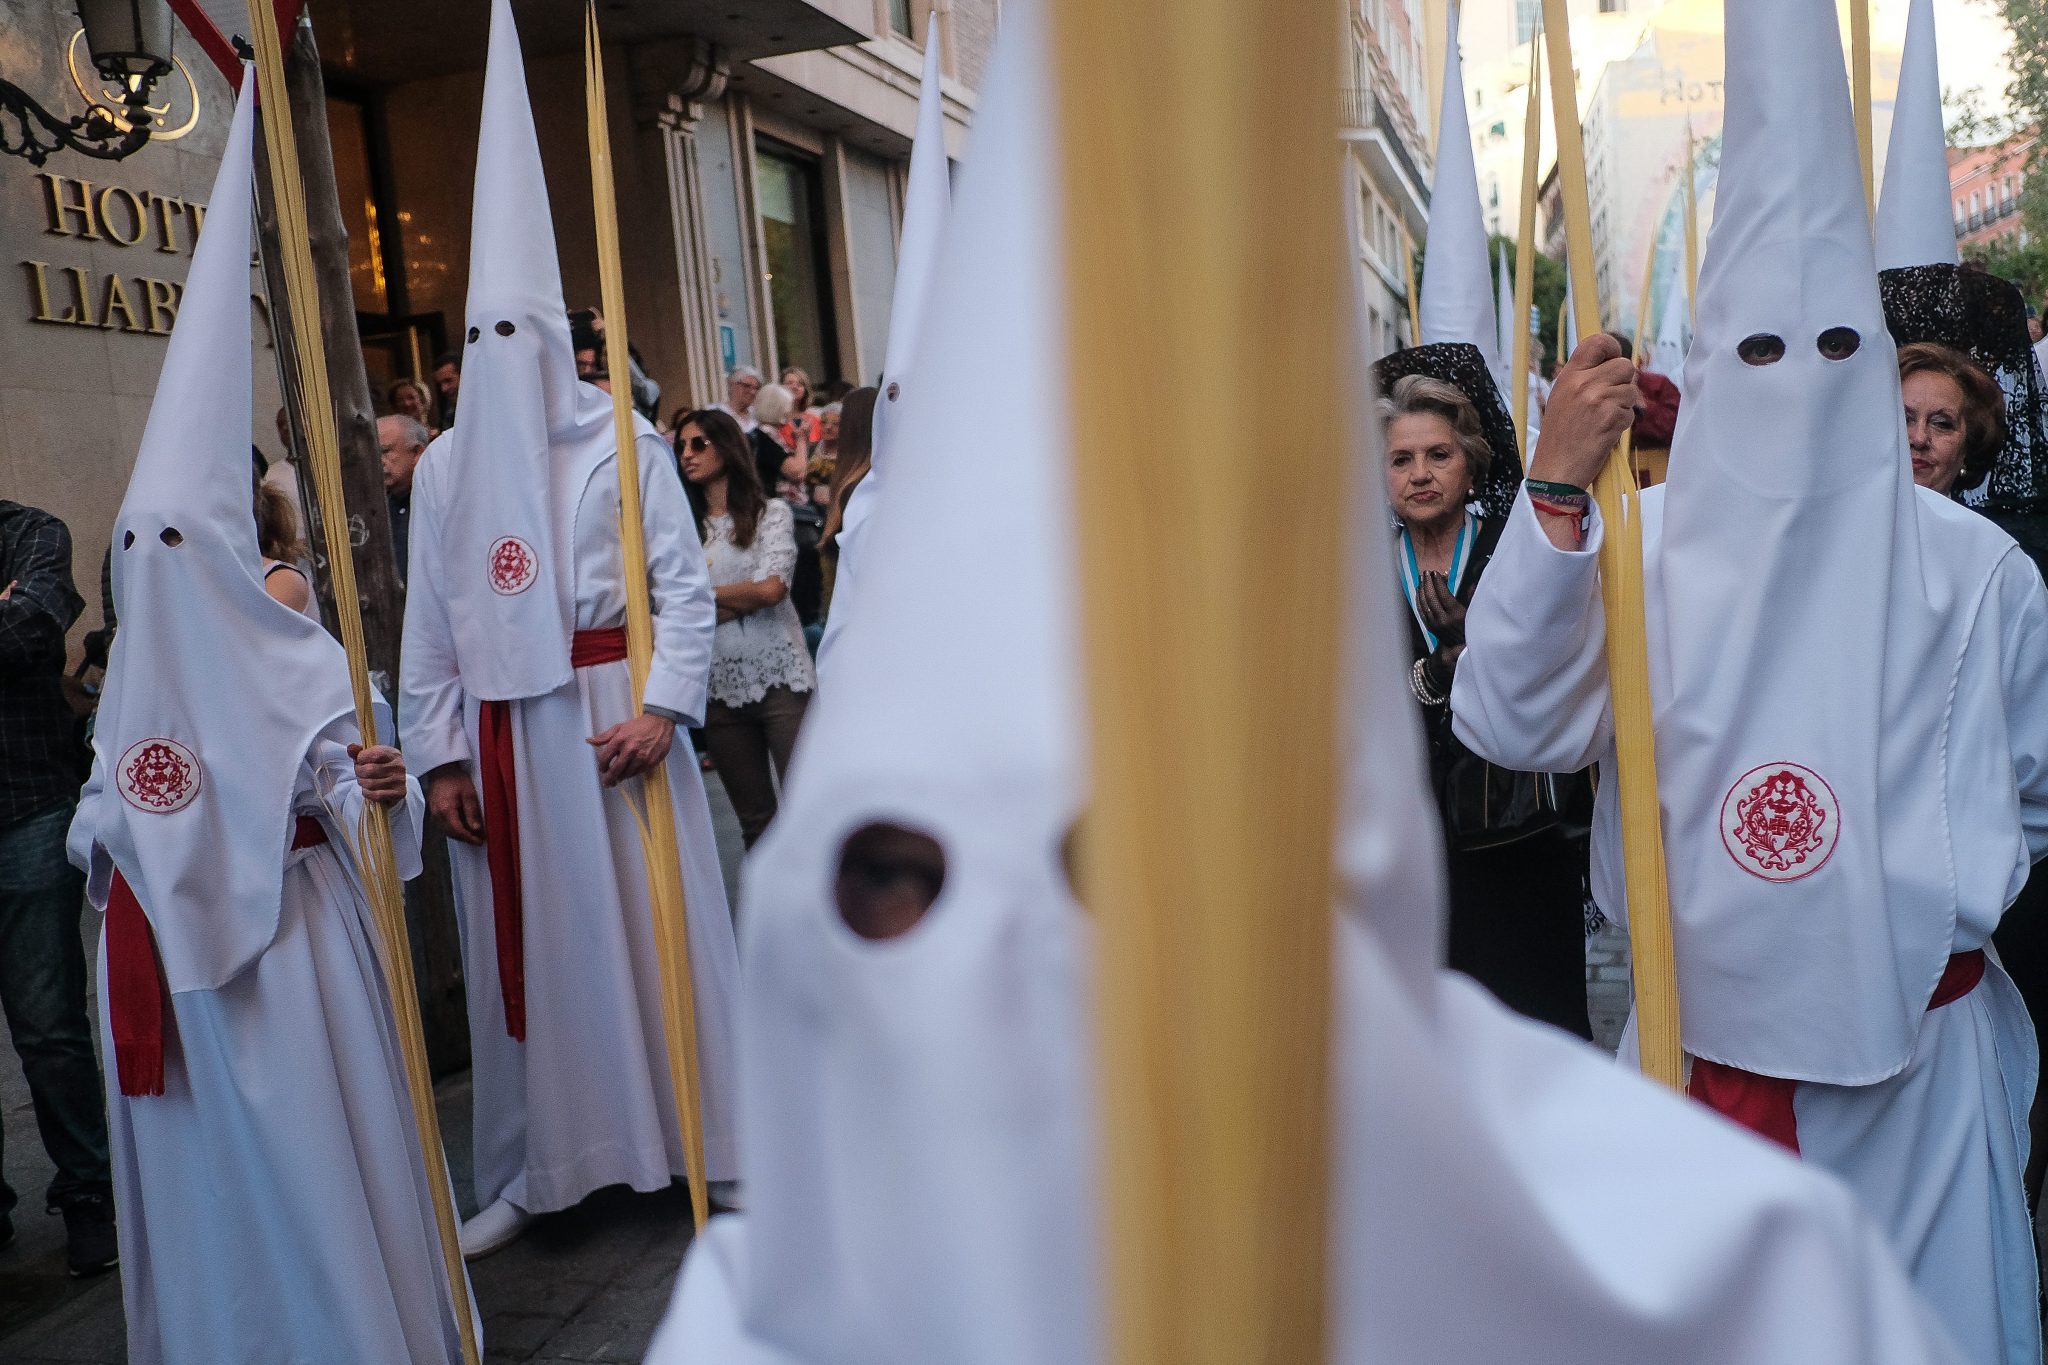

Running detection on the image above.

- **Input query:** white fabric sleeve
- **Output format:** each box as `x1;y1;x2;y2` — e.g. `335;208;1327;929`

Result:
1450;491;1616;773
1996;548;2048;865
308;722;427;883
398;456;473;776
66;759;114;911
758;500;799;587
639;431;716;725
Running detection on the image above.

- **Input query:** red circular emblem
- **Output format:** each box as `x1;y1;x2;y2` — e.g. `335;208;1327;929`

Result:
1721;762;1839;882
487;536;538;596
117;738;202;814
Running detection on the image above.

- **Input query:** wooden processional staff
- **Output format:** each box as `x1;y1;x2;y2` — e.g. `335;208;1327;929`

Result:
242;7;481;1362
582;3;714;1234
1541;0;1683;1089
1052;0;1345;1359
1511;28;1543;461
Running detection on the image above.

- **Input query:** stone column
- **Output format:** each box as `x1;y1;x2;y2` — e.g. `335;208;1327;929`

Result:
632;39;729;410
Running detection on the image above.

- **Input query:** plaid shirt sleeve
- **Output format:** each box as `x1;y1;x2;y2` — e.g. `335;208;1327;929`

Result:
0;514;84;669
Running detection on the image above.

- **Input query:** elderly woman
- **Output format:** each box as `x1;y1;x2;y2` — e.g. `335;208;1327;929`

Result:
1384;374;1591;1039
1898;342;2006;498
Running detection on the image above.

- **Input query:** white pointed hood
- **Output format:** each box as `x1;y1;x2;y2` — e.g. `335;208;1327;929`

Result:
1654;0;1976;1082
735;4;1094;1361
88;78;360;992
1419;3;1503;384
426;0;614;701
1874;0;1959;271
874;35;953;463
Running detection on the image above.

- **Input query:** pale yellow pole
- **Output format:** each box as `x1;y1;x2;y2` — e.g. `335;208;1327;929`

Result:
1051;0;1343;1358
1541;0;1683;1089
244;9;479;1360
583;7;712;1232
1404;225;1424;345
1850;0;1876;214
1511;31;1543;460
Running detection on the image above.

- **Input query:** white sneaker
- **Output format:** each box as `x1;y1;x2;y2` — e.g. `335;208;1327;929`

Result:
459;1198;532;1261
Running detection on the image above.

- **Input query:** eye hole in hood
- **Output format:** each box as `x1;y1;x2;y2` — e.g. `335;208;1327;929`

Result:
495;320;516;336
159;527;183;547
836;822;947;941
1816;326;1861;361
1737;333;1787;366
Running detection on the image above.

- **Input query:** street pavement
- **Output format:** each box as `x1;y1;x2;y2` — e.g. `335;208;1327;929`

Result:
0;768;1632;1362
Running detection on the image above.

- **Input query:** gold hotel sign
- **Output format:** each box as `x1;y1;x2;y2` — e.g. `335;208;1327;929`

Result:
20;28;205;336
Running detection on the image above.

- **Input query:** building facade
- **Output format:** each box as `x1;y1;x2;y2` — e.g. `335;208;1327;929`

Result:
1346;0;1435;361
0;0;988;649
1952;131;2036;256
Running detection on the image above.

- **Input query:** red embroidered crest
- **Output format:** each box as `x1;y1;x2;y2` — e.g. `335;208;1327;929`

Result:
117;738;201;814
487;536;538;596
1720;762;1839;882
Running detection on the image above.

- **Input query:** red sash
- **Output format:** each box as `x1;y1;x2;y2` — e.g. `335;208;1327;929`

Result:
107;814;327;1097
1687;949;1987;1154
476;627;630;1042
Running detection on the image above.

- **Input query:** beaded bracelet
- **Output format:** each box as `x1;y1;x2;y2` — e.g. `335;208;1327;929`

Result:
1411;654;1449;707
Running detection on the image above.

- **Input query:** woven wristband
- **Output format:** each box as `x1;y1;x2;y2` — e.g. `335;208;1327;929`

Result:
1525;478;1589;502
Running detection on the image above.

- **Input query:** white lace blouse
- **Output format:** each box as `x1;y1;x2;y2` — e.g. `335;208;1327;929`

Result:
703;499;816;706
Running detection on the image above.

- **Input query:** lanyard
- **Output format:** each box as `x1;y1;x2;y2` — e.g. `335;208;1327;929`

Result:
1398;508;1474;653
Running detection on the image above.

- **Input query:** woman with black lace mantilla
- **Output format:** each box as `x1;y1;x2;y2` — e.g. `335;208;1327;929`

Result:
1376;344;1593;1040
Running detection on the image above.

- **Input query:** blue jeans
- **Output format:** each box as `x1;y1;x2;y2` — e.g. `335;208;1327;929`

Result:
0;803;111;1214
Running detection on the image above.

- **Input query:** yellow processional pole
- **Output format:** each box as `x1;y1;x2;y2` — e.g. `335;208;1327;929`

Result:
243;11;480;1362
1511;30;1543;459
1849;0;1876;214
1541;0;1682;1089
1619;221;1659;481
1404;226;1423;346
583;6;711;1233
1052;0;1343;1359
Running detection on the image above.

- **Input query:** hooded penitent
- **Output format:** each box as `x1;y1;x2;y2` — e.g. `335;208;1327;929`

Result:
647;0;1966;1350
1874;0;1959;273
731;5;1094;1360
1418;1;1504;389
89;78;360;1008
1654;0;1981;1082
428;0;614;704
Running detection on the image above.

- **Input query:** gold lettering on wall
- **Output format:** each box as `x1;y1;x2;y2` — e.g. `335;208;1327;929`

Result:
142;277;178;334
99;273;142;332
23;172;203;339
40;173;99;239
96;185;147;246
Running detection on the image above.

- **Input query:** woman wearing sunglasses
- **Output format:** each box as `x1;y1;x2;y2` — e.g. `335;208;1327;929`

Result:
675;410;816;847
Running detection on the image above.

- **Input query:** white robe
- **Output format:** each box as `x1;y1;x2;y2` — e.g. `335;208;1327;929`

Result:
643;919;1968;1365
401;434;740;1209
70;726;474;1365
1453;486;2048;1363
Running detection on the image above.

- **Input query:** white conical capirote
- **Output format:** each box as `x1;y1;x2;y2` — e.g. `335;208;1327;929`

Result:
419;0;614;702
874;36;954;465
1874;0;1959;271
1419;2;1502;384
733;2;1093;1361
1654;0;1958;1083
93;74;360;992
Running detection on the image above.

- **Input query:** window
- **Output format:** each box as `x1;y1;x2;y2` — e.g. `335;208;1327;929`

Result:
755;138;841;384
889;0;915;38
